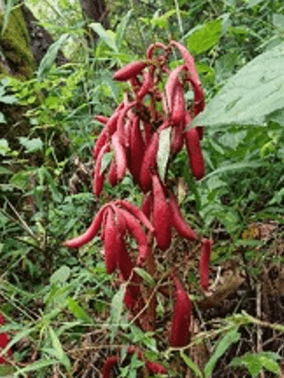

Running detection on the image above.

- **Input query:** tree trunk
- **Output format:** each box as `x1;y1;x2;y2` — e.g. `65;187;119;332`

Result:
80;0;110;45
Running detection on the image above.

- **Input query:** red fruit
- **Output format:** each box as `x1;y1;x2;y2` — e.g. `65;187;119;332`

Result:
103;208;118;274
127;346;167;375
129;116;145;185
168;193;196;241
152;174;172;251
146;361;167;375
116;235;134;281
64;205;108;248
116;102;135;146
165;65;185;114
170;41;201;86
117;200;155;234
92;106;123;160
171;124;185;155
113;61;147;81
171;82;186;127
93;142;110;196
184;128;205;180
146;42;168;58
136;67;155;101
118;208;151;266
141;193;153;219
111;132;127;182
187;77;205;116
94;115;109;124
196;126;204;140
0;313;12;364
108;160;118;186
140;132;159;193
170;277;192;347
102;355;119;378
199;238;213;291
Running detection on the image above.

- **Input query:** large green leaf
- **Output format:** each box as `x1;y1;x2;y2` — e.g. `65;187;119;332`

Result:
204;327;241;378
193;43;284;128
186;18;223;55
37;34;69;81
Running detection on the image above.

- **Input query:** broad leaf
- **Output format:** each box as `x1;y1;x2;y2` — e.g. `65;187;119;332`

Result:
157;127;171;182
110;284;125;342
193;43;284;128
37;34;69;81
67;297;92;323
0;112;6;124
18;137;43;153
90;23;118;52
186;18;223;55
204;328;241;378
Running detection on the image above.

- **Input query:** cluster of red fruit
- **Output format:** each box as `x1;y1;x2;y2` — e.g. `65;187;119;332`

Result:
64;41;212;377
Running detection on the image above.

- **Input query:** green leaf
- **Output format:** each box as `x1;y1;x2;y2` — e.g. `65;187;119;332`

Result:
115;10;133;49
157;127;171;182
181;351;204;378
204;328;241;378
1;0;16;35
204;161;263;180
49;327;71;371
193;43;284;128
67;297;92;323
273;13;284;30
246;0;266;8
110;284;125;342
101;152;113;174
9;171;30;191
37;34;69;81
90;23;118;52
134;268;156;287
0;112;6;124
18;137;43;153
0;364;16;376
151;9;177;29
186;18;223;55
230;352;280;378
0;139;10;156
50;266;71;285
0;95;17;104
14;359;58;376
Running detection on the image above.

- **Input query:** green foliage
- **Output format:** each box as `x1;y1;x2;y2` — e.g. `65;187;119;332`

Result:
230;352;280;377
1;0;284;377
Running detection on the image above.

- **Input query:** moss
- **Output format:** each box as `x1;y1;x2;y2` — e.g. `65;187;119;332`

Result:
0;5;35;79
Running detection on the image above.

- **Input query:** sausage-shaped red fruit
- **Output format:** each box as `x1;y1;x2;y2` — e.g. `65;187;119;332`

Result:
170;41;201;85
140;132;159;193
184;128;205;180
168;193;196;241
103;208;118;274
93;142;110;196
64;205;108;248
113;61;147;81
102;356;119;378
108;160;118;187
165;65;185;113
152;174;172;251
141;193;153;219
92;106;123;160
199;238;213;291
0;313;12;364
117;200;155;234
118;208;151;266
170;277;192;347
111;132;127;182
94;115;109;124
129;116;145;185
